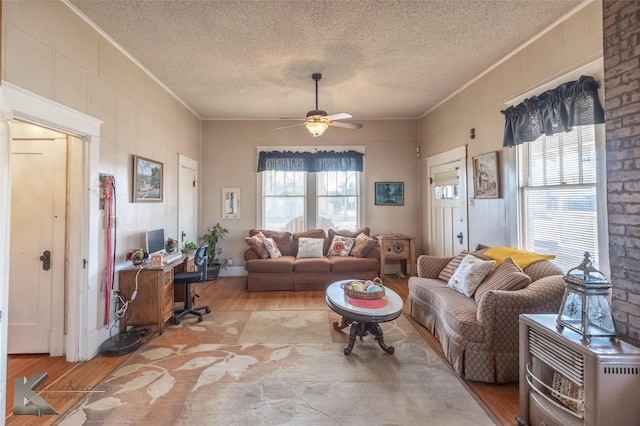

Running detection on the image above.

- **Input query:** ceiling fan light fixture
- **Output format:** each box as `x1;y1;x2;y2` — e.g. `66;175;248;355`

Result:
306;121;328;137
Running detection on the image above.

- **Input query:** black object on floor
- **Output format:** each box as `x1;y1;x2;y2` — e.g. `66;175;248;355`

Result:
99;333;142;357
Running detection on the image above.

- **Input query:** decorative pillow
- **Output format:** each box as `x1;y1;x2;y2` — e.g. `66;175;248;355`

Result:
447;254;496;297
296;237;325;258
437;250;491;282
250;229;295;256
263;237;282;259
326;227;371;253
350;233;378;258
245;231;268;259
327;235;356;257
474;257;531;304
293;229;326;256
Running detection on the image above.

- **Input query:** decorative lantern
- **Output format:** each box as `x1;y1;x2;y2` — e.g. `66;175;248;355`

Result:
556;252;616;344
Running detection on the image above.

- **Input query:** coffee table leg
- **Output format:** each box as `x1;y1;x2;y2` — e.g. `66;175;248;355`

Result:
344;322;360;355
367;322;395;355
333;316;352;331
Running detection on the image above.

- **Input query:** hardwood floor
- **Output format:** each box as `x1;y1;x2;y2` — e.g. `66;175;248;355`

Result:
5;276;518;425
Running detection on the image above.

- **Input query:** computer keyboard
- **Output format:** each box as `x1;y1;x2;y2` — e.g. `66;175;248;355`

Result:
163;251;183;264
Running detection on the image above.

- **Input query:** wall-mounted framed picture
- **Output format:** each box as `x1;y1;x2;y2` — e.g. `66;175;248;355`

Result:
375;182;404;206
473;151;499;199
222;187;240;219
133;155;163;202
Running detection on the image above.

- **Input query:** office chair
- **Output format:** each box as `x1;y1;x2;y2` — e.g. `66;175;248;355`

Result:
173;244;210;324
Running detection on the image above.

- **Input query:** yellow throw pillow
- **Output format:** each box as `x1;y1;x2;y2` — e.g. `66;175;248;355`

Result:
484;246;555;269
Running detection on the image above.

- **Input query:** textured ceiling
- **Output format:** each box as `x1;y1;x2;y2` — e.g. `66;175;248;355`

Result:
68;0;585;120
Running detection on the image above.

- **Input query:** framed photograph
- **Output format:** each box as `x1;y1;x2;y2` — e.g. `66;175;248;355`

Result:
473;151;499;199
133;155;163;202
375;182;404;206
222;187;240;219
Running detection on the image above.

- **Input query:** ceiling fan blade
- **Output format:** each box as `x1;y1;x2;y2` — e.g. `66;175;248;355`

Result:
329;121;363;130
325;112;352;121
273;122;305;130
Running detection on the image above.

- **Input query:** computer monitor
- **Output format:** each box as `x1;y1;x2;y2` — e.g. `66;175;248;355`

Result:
146;228;165;255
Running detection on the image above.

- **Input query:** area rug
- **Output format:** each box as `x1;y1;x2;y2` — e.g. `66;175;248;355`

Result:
59;311;497;425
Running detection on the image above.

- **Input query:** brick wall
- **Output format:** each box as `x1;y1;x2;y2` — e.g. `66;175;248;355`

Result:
603;0;640;345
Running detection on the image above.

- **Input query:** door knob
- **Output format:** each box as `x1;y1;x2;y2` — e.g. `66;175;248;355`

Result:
40;250;51;271
181;231;187;242
456;233;464;244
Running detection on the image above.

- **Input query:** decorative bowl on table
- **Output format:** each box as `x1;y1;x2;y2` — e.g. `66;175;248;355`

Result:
342;277;385;300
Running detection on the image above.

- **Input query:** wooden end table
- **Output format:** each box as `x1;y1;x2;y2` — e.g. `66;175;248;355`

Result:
326;280;404;355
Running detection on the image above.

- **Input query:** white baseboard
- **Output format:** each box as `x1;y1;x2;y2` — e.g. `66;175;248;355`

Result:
219;265;246;277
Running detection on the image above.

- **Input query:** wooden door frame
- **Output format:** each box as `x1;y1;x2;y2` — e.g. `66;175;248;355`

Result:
178;154;199;247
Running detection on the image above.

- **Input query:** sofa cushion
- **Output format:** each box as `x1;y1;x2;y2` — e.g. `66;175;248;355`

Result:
350;233;378;258
244;256;295;273
474;257;531;304
293;229;327;255
408;277;485;343
294;257;331;273
296;237;325;258
250;229;295;256
447;254;495;297
329;256;379;273
263;238;283;258
437;250;490;282
523;260;564;282
245;231;269;259
327;235;355;256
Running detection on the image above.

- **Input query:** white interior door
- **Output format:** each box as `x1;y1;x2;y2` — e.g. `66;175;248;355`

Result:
9;137;67;354
426;146;468;257
178;155;198;247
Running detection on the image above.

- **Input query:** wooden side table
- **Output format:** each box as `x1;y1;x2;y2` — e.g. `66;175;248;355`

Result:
375;234;416;277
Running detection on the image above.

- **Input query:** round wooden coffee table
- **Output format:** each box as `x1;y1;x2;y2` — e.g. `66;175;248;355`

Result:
326;280;404;355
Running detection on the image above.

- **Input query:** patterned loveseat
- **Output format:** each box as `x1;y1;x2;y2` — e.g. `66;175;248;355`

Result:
406;249;565;383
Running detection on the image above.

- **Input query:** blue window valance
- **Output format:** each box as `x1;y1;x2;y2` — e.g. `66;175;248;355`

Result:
501;75;605;147
257;150;363;172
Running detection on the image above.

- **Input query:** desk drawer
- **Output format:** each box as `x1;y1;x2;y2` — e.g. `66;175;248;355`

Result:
162;282;174;321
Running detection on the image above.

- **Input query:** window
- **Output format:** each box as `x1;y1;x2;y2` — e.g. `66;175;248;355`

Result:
519;125;600;272
261;170;360;232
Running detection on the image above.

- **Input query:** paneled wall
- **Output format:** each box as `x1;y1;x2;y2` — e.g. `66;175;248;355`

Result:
418;1;603;252
201;119;420;268
2;1;201;328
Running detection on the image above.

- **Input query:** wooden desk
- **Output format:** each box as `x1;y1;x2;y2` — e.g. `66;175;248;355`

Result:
118;255;194;334
375;234;416;277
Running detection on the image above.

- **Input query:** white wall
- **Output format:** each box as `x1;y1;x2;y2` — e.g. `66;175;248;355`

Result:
418;1;604;252
2;1;201;342
201;119;420;267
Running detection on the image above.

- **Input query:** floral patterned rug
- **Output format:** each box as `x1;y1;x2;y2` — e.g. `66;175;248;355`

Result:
59;311;496;425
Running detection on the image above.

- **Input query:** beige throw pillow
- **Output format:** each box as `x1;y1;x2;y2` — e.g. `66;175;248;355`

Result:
296;237;325;258
263;237;282;259
245;231;269;259
447;254;495;297
350;233;377;258
474;257;531;304
438;250;490;282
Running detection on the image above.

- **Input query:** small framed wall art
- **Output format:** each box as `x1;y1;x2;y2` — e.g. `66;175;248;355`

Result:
473;151;499;199
222;187;240;219
133;155;163;202
375;182;404;206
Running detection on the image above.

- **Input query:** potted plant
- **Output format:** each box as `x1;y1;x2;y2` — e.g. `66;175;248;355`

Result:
165;238;178;253
126;248;148;266
182;241;198;254
201;222;229;280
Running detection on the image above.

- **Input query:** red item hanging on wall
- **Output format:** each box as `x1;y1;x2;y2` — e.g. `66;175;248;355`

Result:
100;174;115;326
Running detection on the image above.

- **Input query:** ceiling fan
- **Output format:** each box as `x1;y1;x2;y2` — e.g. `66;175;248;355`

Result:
274;73;363;137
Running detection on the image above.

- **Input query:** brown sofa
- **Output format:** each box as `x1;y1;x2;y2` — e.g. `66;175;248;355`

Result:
244;228;380;291
406;250;565;383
